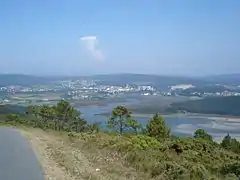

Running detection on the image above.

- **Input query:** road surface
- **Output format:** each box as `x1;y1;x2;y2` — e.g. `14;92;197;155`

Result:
0;127;44;180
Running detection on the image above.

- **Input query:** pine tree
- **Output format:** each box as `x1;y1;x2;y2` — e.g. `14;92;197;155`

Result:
146;113;170;140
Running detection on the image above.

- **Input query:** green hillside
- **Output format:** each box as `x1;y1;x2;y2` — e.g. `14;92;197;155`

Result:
0;74;53;86
170;96;240;116
0;104;26;115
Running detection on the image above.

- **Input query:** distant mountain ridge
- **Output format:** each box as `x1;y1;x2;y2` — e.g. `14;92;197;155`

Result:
82;73;240;88
0;73;239;87
0;74;53;86
204;73;240;85
169;96;240;116
82;73;206;88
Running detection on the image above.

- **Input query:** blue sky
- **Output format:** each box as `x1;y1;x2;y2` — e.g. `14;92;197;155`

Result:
0;0;239;76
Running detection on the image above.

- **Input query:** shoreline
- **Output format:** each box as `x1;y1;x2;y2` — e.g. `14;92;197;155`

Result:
94;112;240;122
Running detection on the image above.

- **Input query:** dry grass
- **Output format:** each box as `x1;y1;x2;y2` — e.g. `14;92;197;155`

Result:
19;128;142;180
13;127;240;180
20;128;72;180
67;133;147;180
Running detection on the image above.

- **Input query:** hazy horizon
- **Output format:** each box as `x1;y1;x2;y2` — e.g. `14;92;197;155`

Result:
0;1;239;76
1;72;240;78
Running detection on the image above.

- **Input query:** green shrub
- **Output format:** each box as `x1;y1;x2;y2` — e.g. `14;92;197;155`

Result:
129;135;160;150
221;162;240;177
68;132;80;137
101;134;161;152
189;164;208;180
151;161;189;179
221;134;240;154
194;129;213;141
224;173;239;180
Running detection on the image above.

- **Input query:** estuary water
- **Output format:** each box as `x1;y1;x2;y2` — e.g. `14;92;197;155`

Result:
78;99;240;142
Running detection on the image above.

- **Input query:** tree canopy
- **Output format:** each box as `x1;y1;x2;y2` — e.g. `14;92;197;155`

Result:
194;129;213;141
146;113;170;140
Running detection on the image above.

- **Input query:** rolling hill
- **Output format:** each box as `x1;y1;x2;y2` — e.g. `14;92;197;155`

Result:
0;74;54;86
0;73;240;88
169;96;240;116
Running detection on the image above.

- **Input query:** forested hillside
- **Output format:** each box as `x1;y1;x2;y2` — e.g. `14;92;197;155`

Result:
170;96;240;116
0;74;53;86
0;104;26;115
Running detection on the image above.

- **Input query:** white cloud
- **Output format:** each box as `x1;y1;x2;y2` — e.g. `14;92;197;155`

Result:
80;36;104;60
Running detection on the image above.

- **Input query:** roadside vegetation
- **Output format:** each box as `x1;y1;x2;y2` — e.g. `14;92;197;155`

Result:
1;100;240;179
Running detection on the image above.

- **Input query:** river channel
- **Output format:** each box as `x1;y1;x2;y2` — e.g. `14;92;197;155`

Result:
77;99;240;142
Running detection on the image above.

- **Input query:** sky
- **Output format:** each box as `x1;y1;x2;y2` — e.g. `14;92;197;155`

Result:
0;0;239;76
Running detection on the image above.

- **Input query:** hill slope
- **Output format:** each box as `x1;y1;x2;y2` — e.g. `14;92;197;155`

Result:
0;104;26;115
19;128;240;180
0;74;53;86
1;73;240;87
170;96;240;116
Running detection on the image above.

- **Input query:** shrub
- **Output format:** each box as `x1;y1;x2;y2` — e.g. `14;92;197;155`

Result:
221;162;240;177
224;173;238;180
221;134;240;154
151;161;189;179
86;122;100;133
189;164;208;180
194;129;213;141
129;135;160;150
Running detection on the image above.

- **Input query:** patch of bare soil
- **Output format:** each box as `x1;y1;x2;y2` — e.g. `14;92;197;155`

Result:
20;128;110;180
